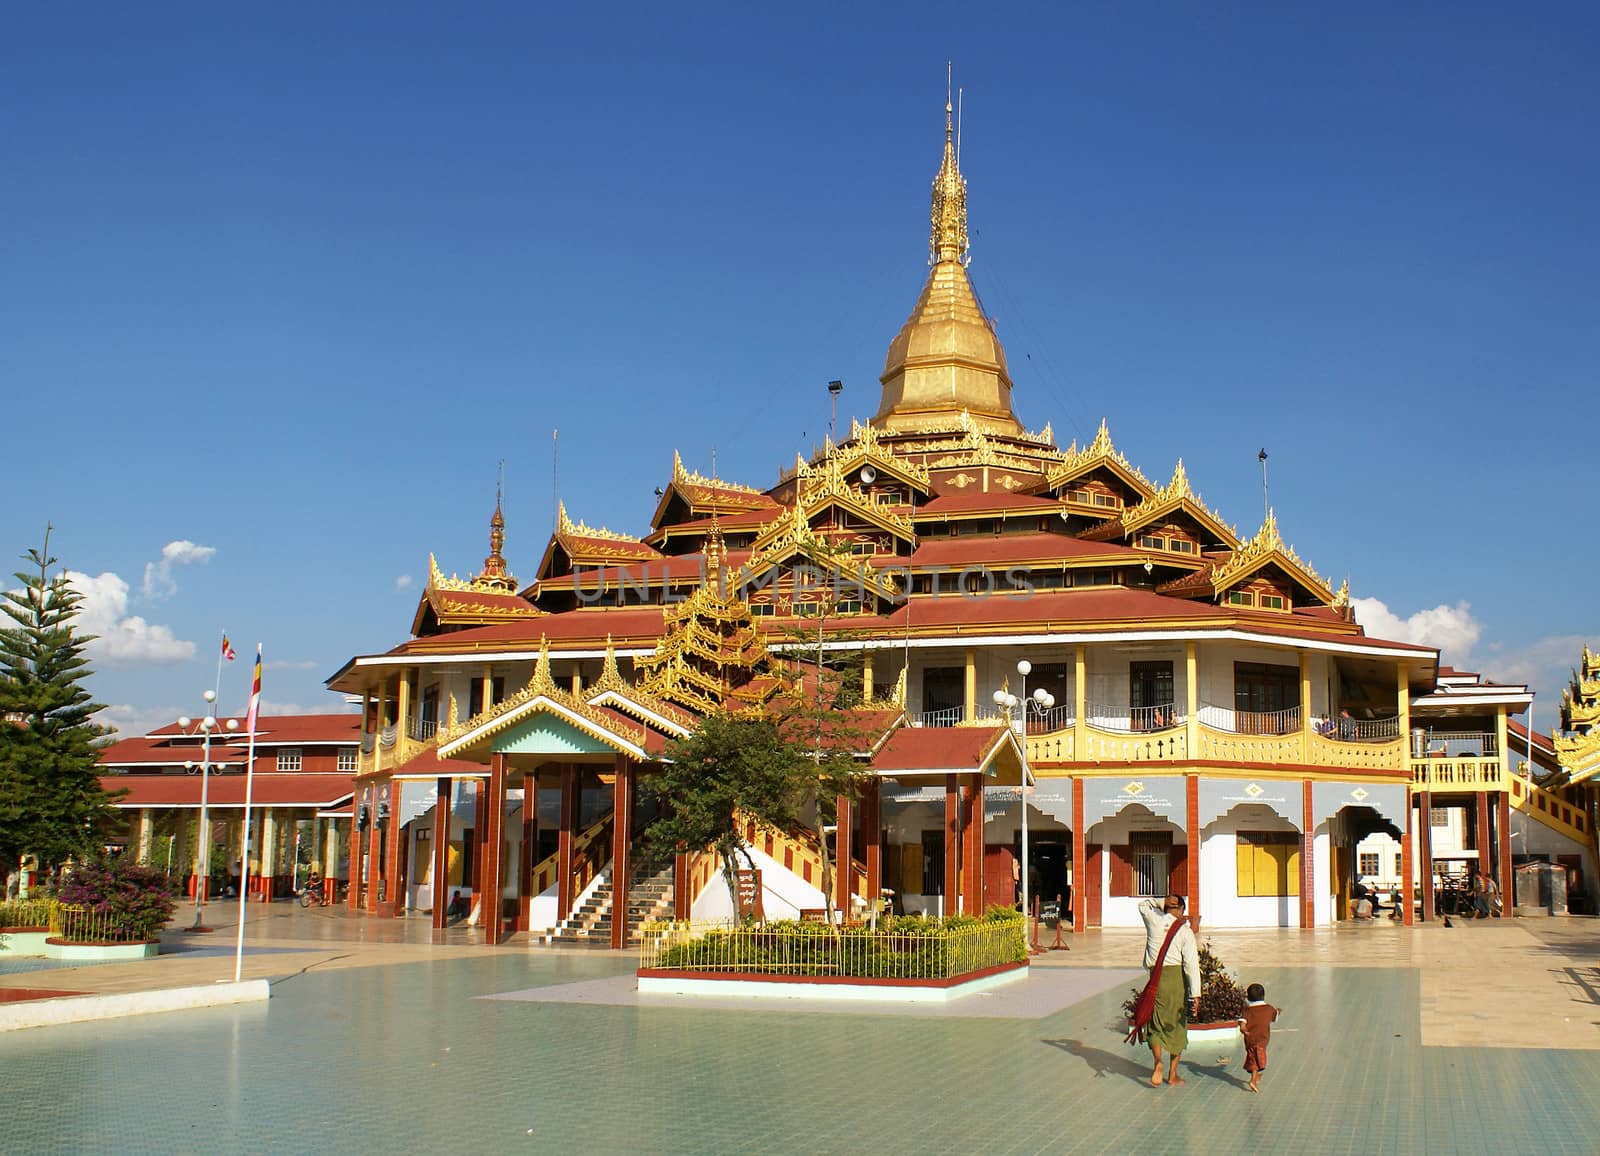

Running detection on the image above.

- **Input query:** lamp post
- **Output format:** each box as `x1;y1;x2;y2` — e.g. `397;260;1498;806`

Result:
180;690;239;932
994;659;1055;937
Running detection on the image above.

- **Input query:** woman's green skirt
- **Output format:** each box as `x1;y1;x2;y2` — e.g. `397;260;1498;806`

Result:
1146;965;1189;1055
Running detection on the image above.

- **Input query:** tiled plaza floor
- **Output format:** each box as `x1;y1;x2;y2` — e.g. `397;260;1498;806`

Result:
6;908;1600;1153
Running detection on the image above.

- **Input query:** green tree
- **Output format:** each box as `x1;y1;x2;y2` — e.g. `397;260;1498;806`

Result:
0;528;115;875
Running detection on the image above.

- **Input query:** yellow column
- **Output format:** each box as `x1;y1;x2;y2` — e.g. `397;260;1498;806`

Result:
373;683;388;778
396;672;412;743
1397;664;1412;780
1186;642;1200;758
325;820;340;885
137;808;154;863
963;648;977;722
482;665;494;711
1299;651;1312;761
863;651;875;702
1494;704;1509;788
1074;644;1087;756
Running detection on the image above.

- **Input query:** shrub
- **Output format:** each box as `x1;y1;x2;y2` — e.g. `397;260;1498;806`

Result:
55;858;179;942
1122;939;1249;1026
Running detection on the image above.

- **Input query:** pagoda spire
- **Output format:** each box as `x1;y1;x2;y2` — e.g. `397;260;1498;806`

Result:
473;469;516;591
930;68;969;266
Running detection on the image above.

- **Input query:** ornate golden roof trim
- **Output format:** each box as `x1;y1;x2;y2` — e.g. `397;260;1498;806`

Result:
557;500;648;545
1207;509;1333;603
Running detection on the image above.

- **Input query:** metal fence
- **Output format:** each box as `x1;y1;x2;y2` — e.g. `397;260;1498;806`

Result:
50;903;161;944
0;899;56;929
638;917;1026;980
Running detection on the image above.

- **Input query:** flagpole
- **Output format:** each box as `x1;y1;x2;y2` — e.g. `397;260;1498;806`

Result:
234;645;262;984
189;631;231;932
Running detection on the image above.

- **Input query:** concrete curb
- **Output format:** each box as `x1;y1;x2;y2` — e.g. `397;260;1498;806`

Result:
0;980;270;1032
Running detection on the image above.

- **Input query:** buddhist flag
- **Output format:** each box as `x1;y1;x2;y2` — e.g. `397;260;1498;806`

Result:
221;634;237;662
245;645;263;735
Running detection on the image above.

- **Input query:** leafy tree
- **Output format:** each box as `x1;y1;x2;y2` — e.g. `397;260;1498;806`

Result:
0;528;115;876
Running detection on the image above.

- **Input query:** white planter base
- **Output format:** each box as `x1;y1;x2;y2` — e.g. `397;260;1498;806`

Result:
45;939;160;962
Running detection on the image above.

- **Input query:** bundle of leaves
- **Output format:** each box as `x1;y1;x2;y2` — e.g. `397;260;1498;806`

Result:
1122;939;1248;1026
56;858;179;941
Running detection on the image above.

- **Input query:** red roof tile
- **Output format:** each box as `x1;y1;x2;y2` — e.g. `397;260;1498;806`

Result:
917;492;1060;516
143;714;360;743
872;726;1013;773
100;774;354;809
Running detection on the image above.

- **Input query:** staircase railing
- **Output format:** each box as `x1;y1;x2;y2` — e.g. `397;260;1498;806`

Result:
529;812;614;898
1509;775;1590;844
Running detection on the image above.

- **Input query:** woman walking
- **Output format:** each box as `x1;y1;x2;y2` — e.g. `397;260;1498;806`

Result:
1139;893;1201;1087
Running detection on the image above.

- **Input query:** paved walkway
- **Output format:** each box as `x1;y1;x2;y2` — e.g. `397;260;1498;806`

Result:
6;909;1599;1152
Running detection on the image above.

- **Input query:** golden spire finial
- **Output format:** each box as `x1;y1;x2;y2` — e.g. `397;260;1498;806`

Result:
529;635;557;696
930;68;969;266
705;511;727;596
595;633;627;693
471;468;516;591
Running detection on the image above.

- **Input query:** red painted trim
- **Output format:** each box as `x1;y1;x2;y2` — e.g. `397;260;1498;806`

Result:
1071;778;1087;933
1031;760;1411;781
1301;779;1314;929
636;960;1027;989
944;775;959;908
1185;775;1200;932
1418;790;1435;922
431;776;451;933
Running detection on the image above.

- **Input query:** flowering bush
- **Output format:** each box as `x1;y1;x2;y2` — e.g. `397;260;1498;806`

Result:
55;858;179;942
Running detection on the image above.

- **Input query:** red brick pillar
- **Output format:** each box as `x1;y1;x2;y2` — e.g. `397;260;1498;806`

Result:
611;757;633;949
431;777;452;933
520;772;536;932
944;775;960;916
673;851;690;920
1475;792;1492;896
1497;791;1514;915
348;802;364;912
962;778;984;915
1071;778;1087;933
558;765;577;921
1300;780;1315;929
835;792;854;919
1418;790;1435;922
1401;796;1415;926
469;777;486;914
861;779;882;906
383;791;404;916
365;790;382;914
482;755;506;945
1186;775;1201;931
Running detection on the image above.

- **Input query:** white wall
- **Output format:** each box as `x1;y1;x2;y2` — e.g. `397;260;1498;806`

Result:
1089;812;1186;928
1199;807;1300;928
689;844;828;923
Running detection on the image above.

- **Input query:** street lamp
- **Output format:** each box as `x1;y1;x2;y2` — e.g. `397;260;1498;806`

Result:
994;658;1056;938
180;689;239;932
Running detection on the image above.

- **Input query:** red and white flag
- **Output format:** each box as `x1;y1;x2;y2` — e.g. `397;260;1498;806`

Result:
221;634;236;662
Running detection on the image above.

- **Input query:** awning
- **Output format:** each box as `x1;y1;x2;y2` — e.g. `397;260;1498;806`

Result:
868;725;1031;787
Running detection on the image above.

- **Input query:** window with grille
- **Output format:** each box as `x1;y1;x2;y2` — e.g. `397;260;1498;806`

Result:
1430;807;1448;828
1394;853;1404;876
1236;831;1299;896
1359;853;1380;877
337;749;358;773
1132;832;1170;898
276;748;302;772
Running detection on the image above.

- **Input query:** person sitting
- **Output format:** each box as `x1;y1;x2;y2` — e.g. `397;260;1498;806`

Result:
1350;879;1373;920
446;889;470;924
1317;716;1337;737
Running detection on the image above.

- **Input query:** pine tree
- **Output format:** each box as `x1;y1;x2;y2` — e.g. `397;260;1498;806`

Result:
0;527;115;875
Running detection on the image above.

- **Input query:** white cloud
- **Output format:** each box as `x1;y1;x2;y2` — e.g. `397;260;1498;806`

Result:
394;574;415;592
265;659;320;671
1482;634;1595;708
141;539;216;600
96;702;181;739
1351;596;1482;665
66;569;196;666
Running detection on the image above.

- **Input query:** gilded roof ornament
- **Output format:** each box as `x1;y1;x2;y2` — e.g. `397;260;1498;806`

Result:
1206;508;1332;602
472;487;516;591
594;634;629;694
672;449;765;497
556;500;644;544
1333;578;1350;609
1045;418;1156;495
529;635;559;697
930;87;969;266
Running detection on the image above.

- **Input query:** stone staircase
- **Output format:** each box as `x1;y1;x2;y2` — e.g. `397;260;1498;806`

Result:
537;863;675;947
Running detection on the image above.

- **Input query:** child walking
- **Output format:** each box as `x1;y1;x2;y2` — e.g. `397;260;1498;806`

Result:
1239;982;1280;1093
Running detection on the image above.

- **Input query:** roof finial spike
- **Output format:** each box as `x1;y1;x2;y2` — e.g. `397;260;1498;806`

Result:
473;473;515;591
930;67;969;266
530;635;557;695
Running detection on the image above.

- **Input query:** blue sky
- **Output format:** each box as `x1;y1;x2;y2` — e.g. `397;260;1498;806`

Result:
2;2;1595;735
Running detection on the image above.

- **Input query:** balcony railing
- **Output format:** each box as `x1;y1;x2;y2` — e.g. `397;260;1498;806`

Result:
1409;730;1498;759
1024;703;1075;734
1085;702;1184;734
409;718;439;742
1198;704;1300;736
1314;715;1400;742
915;707;964;728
